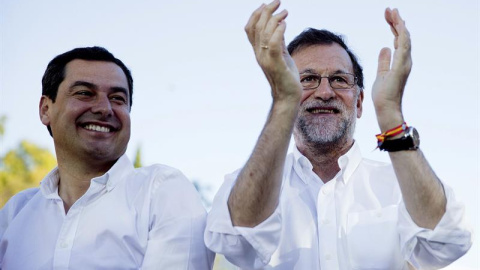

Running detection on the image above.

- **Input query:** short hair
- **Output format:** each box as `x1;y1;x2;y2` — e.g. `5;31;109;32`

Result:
41;46;133;136
42;46;133;106
287;28;364;89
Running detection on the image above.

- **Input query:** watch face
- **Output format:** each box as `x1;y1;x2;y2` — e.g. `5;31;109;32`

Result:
408;126;420;149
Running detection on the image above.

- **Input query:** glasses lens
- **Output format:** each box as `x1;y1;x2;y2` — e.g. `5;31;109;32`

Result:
329;74;355;89
300;74;321;89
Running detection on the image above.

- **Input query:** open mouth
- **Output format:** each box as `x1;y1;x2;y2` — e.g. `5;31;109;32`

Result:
83;124;113;133
306;108;339;114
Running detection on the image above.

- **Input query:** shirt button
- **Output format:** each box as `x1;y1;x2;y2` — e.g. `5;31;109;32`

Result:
376;212;382;218
322;219;330;225
60;242;68;248
321;188;329;195
325;254;332;260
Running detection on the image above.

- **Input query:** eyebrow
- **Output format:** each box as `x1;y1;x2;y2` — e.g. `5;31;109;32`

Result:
70;80;96;89
299;69;350;75
70;81;129;97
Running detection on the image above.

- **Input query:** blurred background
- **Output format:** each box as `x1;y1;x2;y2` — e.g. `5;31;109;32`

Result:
1;0;478;269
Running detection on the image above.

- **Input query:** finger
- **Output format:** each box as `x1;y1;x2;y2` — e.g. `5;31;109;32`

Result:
263;9;288;48
388;9;412;72
255;0;281;48
376;47;392;75
385;8;398;37
245;3;266;46
268;20;287;57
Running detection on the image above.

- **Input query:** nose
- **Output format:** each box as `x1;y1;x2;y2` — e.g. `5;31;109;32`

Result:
313;77;336;101
91;94;113;117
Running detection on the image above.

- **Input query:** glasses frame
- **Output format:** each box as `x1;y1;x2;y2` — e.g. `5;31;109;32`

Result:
299;72;358;90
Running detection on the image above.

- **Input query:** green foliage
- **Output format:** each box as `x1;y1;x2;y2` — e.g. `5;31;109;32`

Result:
0;130;56;207
134;147;142;168
0;115;6;138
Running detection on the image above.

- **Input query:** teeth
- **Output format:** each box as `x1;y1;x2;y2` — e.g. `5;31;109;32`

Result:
85;124;111;133
310;109;334;114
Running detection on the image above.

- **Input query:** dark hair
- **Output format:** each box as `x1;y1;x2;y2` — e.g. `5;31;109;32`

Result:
42;46;133;105
287;28;364;89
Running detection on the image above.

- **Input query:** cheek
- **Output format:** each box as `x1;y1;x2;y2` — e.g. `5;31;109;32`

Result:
118;108;131;126
300;90;313;103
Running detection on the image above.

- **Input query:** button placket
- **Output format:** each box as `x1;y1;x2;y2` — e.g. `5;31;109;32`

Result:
53;202;84;269
317;181;337;269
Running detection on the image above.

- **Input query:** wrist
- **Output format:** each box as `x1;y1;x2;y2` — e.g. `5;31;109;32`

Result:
271;98;300;117
376;121;408;144
375;112;404;133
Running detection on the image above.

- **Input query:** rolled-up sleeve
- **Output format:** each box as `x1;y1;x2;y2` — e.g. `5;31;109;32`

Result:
398;183;473;269
205;172;282;269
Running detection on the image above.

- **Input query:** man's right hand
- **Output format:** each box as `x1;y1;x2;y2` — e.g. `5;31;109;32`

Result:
245;0;302;104
228;1;301;227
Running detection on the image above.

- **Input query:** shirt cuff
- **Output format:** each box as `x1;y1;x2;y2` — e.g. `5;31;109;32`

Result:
205;172;282;268
398;183;473;267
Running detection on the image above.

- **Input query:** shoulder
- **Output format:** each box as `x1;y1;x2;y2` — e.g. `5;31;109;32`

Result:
140;164;206;218
135;163;201;202
1;188;40;213
1;188;41;235
356;157;400;191
135;163;191;187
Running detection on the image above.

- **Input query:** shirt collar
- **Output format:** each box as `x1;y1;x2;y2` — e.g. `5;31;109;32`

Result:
92;154;134;192
292;141;362;185
40;167;61;199
39;154;134;198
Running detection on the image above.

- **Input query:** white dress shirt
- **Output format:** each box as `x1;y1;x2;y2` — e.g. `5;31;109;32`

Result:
205;143;472;270
0;155;214;270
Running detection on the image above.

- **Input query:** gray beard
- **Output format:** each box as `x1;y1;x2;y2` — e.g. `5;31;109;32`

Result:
294;104;356;153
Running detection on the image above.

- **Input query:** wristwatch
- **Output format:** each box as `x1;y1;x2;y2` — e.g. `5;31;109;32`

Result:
378;126;420;152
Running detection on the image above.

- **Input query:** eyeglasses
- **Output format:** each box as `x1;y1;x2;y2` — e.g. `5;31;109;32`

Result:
300;72;357;90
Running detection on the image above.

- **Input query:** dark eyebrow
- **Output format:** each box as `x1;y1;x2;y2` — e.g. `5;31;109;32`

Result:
70;81;96;90
299;69;351;75
70;81;128;97
299;68;317;74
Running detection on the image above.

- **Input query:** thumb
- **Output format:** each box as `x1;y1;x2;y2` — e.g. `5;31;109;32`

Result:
377;47;392;75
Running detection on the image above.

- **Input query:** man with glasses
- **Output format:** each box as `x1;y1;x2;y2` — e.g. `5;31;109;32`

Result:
205;1;472;269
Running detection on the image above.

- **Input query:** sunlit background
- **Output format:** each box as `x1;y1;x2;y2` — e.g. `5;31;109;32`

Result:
1;0;478;269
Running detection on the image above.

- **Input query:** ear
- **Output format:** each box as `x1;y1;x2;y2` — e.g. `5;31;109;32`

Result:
39;96;52;126
356;89;364;118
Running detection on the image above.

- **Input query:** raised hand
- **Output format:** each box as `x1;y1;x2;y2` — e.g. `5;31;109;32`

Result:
372;8;412;132
245;0;302;104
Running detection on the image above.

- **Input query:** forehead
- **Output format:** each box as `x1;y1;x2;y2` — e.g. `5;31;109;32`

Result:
63;59;128;88
292;44;353;74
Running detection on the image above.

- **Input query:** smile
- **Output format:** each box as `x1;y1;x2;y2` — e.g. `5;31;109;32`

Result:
307;108;339;114
84;124;111;133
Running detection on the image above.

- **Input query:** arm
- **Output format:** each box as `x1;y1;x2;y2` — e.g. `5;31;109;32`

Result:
141;167;214;270
227;0;302;227
372;8;446;229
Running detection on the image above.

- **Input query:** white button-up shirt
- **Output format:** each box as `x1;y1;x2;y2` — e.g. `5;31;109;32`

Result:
205;143;472;269
0;155;214;269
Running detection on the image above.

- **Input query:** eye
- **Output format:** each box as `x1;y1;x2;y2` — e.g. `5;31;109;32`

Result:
300;75;320;83
110;95;127;104
330;75;348;83
75;90;93;97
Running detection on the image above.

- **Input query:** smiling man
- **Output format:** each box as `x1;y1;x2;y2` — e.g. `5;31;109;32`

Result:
0;47;214;269
205;1;472;269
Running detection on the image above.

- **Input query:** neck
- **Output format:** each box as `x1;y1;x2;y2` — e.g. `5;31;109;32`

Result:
55;151;117;213
296;136;354;183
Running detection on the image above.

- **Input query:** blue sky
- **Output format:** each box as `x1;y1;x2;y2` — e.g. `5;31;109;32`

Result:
1;0;478;268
